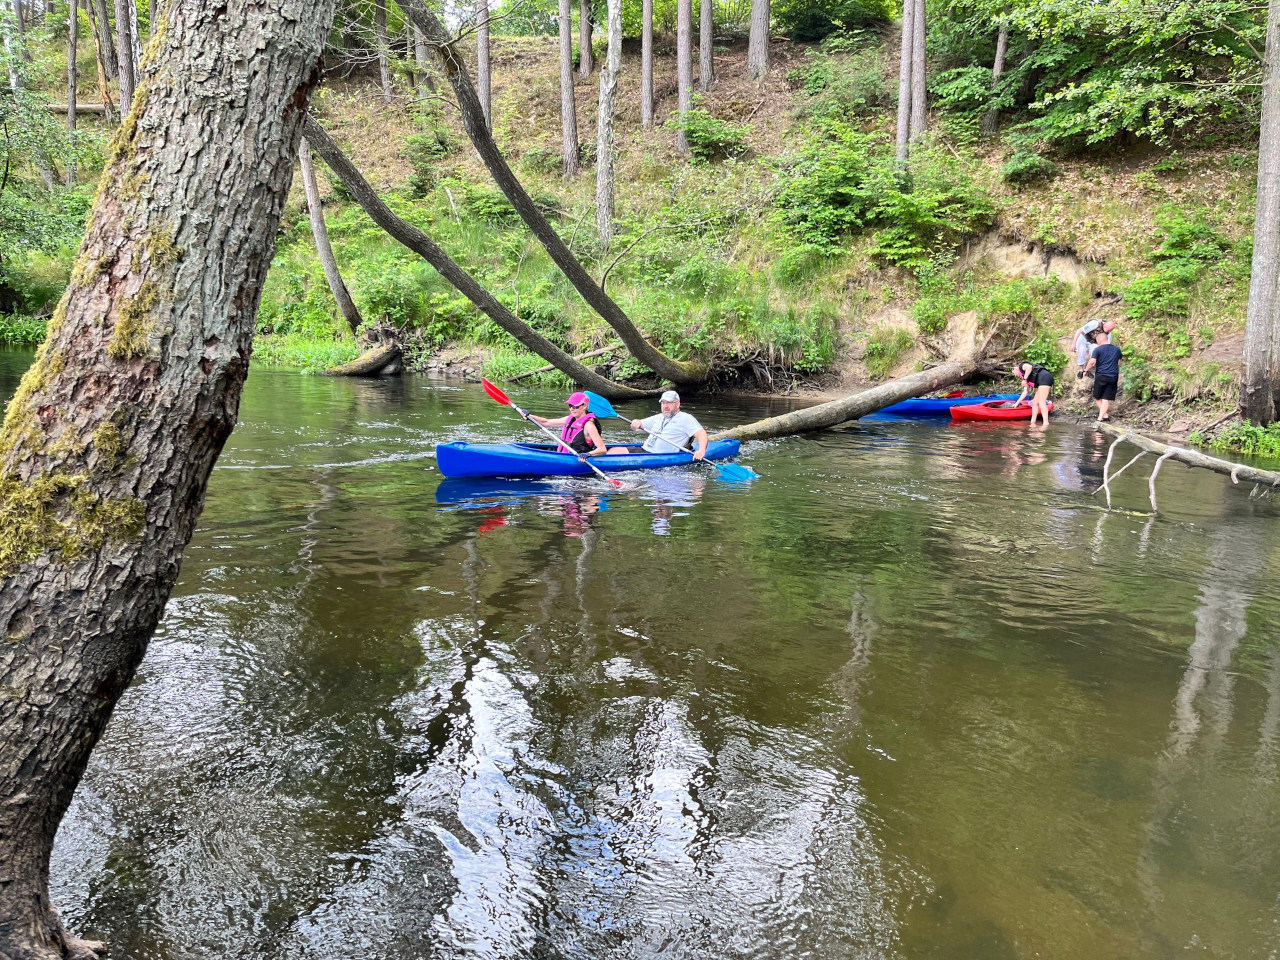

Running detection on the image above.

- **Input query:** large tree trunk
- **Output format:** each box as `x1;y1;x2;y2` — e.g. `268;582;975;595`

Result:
90;0;115;80
596;0;620;246
374;0;392;103
303;117;652;399
300;139;364;335
909;0;926;139
698;0;714;91
385;0;711;384
578;0;592;76
0;0;333;955
640;0;653;126
113;0;135;109
66;0;76;187
894;0;913;165
2;13;58;191
675;0;692;153
745;0;769;80
475;0;491;128
558;0;580;175
980;19;1008;138
1244;0;1280;424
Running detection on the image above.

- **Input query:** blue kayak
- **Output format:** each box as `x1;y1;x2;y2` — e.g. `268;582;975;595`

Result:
436;440;743;478
865;393;1021;419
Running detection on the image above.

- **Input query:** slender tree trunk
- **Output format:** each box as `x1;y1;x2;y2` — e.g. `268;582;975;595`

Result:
981;19;1008;138
374;0;392;103
640;0;653;126
894;0;913;165
578;0;592;76
2;15;58;190
126;0;139;71
745;0;769;80
399;0;710;384
675;0;692;152
300;140;363;335
596;0;620;246
475;0;491;128
113;0;135;109
698;0;713;91
1243;0;1280;424
10;0;24;52
66;0;77;187
413;24;434;96
0;0;334;955
558;0;580;174
91;0;115;79
303;117;650;398
86;0;115;122
909;0;926;138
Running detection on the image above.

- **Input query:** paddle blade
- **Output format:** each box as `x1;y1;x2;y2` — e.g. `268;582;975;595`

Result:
943;389;965;398
715;463;759;482
583;390;619;420
481;377;513;407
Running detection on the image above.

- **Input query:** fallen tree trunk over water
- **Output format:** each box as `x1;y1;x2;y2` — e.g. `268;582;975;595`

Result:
507;344;621;381
323;342;403;377
712;359;981;441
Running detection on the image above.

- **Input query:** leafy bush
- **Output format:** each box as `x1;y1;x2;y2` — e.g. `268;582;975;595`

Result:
1125;209;1229;323
666;108;750;162
772;0;892;41
404;128;457;198
520;146;562;175
1020;330;1068;374
1001;151;1059;186
1211;422;1280;460
252;333;360;372
864;327;914;379
0;314;48;344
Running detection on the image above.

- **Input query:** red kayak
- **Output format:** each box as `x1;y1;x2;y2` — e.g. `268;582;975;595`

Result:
950;400;1054;422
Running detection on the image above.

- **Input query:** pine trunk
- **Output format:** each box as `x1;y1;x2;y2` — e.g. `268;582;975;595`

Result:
475;0;491;127
0;0;333;956
699;0;714;91
578;0;592;76
127;0;139;64
300;140;364;335
85;0;115;122
746;0;769;80
640;0;653;125
413;25;434;96
909;0;926;138
596;0;620;246
304;117;650;398
980;19;1008;138
675;0;692;153
1243;0;1280;424
894;0;913;165
558;0;580;175
91;0;115;79
374;0;392;103
113;0;135;108
66;0;77;187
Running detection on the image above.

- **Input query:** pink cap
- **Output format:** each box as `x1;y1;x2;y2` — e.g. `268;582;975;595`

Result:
565;392;589;406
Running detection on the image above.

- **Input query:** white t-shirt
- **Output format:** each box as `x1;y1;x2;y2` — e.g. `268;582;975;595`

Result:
640;411;703;453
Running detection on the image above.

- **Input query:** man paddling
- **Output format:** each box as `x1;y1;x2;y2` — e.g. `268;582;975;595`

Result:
612;390;709;459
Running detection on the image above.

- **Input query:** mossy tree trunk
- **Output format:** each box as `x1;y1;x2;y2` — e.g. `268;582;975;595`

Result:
0;0;334;954
558;0;580;175
401;0;710;385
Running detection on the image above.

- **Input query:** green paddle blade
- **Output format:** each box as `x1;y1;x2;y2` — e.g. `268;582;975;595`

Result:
583;390;619;420
715;463;759;482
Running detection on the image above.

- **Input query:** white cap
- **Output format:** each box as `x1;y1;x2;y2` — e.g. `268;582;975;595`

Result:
660;390;680;402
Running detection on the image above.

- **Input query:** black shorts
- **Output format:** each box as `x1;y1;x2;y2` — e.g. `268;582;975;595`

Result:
1033;371;1054;389
1093;378;1118;401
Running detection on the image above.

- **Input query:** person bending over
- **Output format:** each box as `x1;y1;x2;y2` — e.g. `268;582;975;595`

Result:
1013;360;1054;427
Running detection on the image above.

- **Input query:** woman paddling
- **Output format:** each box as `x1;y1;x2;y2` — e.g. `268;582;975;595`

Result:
524;391;608;457
1013;360;1054;427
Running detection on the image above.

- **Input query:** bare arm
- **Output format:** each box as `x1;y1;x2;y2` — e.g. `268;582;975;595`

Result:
691;427;709;460
583;420;607;456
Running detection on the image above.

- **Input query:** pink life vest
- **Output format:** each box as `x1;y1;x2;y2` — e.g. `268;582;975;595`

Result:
559;414;599;454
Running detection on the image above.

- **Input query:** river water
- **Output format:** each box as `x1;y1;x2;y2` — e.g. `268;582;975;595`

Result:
4;347;1280;960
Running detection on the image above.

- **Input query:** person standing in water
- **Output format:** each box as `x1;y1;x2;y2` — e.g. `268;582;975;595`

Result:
1013;360;1055;427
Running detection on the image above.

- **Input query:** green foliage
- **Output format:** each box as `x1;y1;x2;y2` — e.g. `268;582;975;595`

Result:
1001;150;1059;185
864;326;914;379
0;314;48;344
1021;330;1068;373
667;108;750;163
520;146;563;175
482;347;572;387
1124;208;1229;325
790;46;890;122
252;333;361;372
1210;422;1280;460
403;128;457;198
772;0;892;41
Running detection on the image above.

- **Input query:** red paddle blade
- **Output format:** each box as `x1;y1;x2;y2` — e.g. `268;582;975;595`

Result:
481;377;513;407
944;389;965;398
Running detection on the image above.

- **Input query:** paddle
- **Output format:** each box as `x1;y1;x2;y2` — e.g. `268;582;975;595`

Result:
480;378;629;489
583;390;759;482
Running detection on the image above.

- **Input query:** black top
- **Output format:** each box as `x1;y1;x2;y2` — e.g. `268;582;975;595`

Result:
1023;364;1055;389
1093;344;1122;380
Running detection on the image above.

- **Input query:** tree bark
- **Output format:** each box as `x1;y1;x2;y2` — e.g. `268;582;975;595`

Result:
300;139;364;335
126;0;139;68
980;19;1008;138
640;0;653;126
894;0;913;165
374;0;392;103
746;0;769;80
1244;0;1280;424
578;0;592;76
475;0;491;128
90;0;115;80
558;0;580;174
0;0;334;955
675;0;692;152
413;25;434;96
84;0;115;122
596;0;620;246
66;0;77;187
401;0;709;384
113;0;135;109
303;116;653;399
909;0;926;139
699;0;714;91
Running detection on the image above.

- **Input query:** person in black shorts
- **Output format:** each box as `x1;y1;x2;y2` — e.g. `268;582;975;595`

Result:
1013;360;1055;426
1084;331;1123;421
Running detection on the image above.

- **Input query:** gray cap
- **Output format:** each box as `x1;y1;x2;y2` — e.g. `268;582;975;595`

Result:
660;390;680;402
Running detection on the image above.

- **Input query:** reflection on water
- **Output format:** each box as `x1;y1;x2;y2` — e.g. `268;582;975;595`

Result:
1;348;1279;959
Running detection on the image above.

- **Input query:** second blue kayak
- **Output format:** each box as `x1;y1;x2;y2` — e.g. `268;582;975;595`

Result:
436;439;743;478
865;393;1021;419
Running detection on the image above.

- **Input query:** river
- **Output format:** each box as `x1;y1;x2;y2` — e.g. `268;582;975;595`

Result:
3;347;1279;959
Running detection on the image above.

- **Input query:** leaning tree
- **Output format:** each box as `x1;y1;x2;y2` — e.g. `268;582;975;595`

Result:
0;0;336;955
